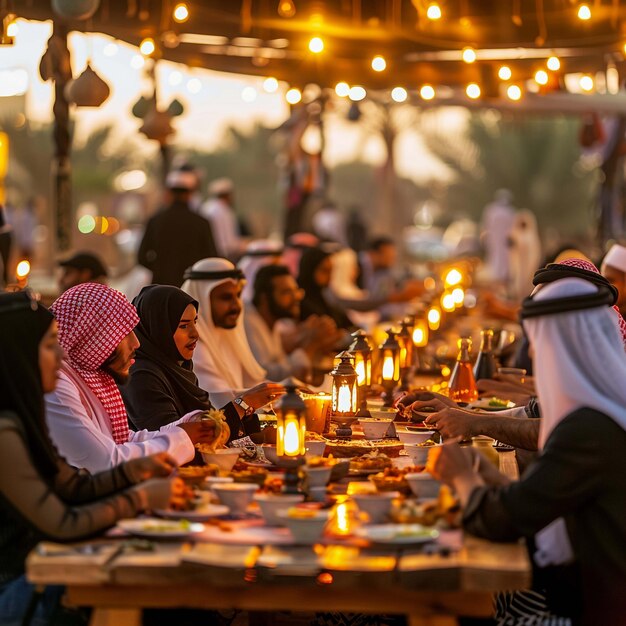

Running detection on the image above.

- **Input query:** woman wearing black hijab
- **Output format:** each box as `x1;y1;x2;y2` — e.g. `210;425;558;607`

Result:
0;291;184;625
298;247;354;330
122;285;261;440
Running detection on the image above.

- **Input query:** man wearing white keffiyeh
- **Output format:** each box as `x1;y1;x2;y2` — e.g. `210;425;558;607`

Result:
44;283;216;473
428;278;626;625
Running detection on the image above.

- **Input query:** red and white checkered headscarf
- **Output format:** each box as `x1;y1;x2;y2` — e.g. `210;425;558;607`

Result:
51;283;139;444
558;257;626;347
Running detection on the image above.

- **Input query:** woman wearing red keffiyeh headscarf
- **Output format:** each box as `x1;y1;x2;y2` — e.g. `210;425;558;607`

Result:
45;283;216;473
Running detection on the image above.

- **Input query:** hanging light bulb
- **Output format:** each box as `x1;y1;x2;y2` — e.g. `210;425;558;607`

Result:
427;3;442;20
286;87;302;104
348;85;366;101
534;70;549;85
420;84;435;100
498;65;512;80
547;56;560;71
371;56;386;72
462;47;476;63
278;0;296;18
139;37;156;56
577;4;591;20
263;77;279;93
507;84;522;100
335;81;350;97
579;75;594;92
172;3;189;22
308;36;324;53
391;87;407;102
466;83;481;99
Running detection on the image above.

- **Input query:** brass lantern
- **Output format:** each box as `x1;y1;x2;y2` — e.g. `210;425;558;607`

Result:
330;352;358;417
379;329;400;406
349;330;372;417
397;319;414;391
330;352;359;437
274;378;306;493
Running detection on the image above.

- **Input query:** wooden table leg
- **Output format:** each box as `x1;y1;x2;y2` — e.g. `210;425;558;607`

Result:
408;616;458;626
89;608;142;626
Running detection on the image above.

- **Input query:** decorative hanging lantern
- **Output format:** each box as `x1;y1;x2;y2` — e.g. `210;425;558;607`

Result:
52;0;101;21
349;330;372;417
273;378;306;493
397;319;414;391
64;63;110;107
379;329;400;407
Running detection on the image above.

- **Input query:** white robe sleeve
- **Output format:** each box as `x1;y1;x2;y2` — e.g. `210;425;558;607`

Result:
45;374;195;473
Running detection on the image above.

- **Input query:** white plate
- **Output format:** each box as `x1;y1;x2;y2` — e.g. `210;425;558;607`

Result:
468;398;515;411
355;524;439;545
117;518;205;539
153;504;230;522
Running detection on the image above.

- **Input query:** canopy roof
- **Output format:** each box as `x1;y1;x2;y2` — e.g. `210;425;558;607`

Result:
18;1;626;93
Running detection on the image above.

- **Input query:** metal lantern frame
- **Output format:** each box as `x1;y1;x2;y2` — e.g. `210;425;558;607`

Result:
397;319;414;391
330;351;359;417
273;378;306;492
379;330;401;407
349;330;372;417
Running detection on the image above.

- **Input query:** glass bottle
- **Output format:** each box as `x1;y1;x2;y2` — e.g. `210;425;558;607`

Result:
473;329;497;381
448;337;478;403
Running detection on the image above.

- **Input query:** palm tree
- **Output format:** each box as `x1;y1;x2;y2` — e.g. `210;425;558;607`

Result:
419;110;600;236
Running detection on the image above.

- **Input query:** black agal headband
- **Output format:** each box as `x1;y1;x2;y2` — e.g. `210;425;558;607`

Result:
521;282;616;320
533;263;618;302
182;268;245;282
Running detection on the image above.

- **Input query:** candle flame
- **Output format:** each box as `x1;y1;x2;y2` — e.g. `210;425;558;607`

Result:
355;360;365;386
337;384;352;413
283;418;301;456
382;355;395;380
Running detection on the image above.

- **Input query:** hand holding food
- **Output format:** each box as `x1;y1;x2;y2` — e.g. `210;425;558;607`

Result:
195;408;230;451
423;408;479;441
124;452;178;483
242;382;285;410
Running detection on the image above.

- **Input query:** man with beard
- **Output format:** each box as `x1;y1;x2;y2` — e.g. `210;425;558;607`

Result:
244;264;338;381
181;258;281;410
44;283;216;472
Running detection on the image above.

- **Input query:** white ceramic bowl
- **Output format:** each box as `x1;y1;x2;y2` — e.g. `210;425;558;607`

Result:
352;492;399;524
276;510;330;543
212;482;258;515
358;417;394;440
396;429;436;445
402;444;430;465
405;472;441;499
304;440;327;458
202;476;235;492
199;448;241;472
260;444;280;465
253;493;305;526
369;408;398;420
302;465;332;488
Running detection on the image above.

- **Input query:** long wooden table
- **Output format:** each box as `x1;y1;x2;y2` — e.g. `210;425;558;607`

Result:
27;452;528;626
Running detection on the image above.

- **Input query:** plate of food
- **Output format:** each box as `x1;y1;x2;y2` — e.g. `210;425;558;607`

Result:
468;397;515;411
355;523;439;545
117;518;205;539
153;503;230;522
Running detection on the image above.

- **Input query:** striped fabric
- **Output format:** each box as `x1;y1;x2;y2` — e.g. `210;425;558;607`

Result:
495;590;572;626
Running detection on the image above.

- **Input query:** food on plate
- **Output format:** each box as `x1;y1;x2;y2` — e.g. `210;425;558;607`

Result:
349;450;392;471
197;408;230;451
176;464;219;486
369;465;426;495
305;455;336;468
488;397;510;408
141;519;191;533
324;439;403;458
389;484;461;527
305;431;326;441
414;439;437;448
230;467;269;486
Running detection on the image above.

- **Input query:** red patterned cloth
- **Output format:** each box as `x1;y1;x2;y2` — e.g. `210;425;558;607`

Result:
558;257;626;348
50;283;139;444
